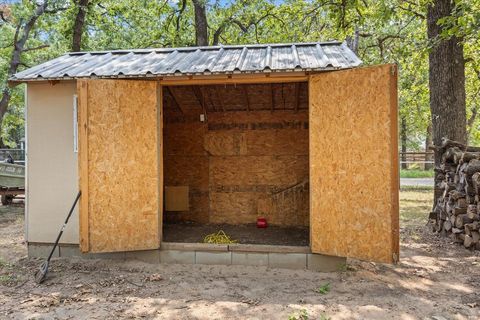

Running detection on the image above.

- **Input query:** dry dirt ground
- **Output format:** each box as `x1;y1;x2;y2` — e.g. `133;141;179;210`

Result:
1;189;480;320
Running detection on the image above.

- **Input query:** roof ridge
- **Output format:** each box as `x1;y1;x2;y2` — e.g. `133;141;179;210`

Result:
67;41;343;56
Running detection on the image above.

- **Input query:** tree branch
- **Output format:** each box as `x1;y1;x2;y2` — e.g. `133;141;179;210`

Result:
22;44;49;52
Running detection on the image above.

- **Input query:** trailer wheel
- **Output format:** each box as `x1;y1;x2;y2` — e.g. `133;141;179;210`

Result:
1;195;13;206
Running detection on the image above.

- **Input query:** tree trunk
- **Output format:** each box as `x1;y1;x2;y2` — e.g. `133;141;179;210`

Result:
427;0;466;207
72;0;89;52
425;124;433;170
0;1;49;145
401;116;408;169
192;0;208;46
346;27;360;54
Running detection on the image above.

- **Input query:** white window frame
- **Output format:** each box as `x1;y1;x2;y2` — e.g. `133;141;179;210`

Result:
73;95;78;153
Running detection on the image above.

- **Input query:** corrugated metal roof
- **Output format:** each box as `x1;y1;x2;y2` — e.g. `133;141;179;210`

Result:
11;41;362;81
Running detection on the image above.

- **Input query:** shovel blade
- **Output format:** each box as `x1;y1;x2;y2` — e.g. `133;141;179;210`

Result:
34;261;49;284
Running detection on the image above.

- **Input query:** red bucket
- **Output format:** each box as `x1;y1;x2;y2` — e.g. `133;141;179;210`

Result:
257;217;267;228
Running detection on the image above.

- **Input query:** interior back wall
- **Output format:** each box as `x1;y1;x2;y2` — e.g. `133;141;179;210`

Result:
163;83;309;227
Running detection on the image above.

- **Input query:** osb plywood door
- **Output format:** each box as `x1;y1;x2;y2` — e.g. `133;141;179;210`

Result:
78;79;162;253
309;64;399;263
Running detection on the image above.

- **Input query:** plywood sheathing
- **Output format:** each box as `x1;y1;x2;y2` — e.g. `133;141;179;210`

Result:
78;79;161;253
309;65;399;263
163;83;310;227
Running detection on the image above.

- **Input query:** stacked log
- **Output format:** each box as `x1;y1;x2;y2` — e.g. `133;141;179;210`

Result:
430;138;480;250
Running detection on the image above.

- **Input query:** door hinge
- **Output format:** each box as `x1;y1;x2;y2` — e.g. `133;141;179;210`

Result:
391;65;396;76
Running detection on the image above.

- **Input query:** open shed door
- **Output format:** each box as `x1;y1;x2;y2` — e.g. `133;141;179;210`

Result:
309;65;399;263
77;79;162;253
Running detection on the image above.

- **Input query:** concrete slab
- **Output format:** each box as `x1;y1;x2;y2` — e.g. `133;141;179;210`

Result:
268;253;307;269
232;252;268;266
161;242;228;252
229;244;310;253
125;250;160;264
307;254;346;272
160;250;195;264
28;243;59;258
195;251;232;265
83;252;126;260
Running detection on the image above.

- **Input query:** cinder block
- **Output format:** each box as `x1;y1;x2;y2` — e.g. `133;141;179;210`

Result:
28;243;59;258
83;251;126;260
59;245;81;257
125;250;160;264
160;250;195;264
161;242;228;252
232;252;268;266
268;253;307;269
307;254;346;272
229;244;309;254
195;251;232;265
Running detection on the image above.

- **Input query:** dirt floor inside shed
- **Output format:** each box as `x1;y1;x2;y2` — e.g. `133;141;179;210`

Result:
1;188;480;319
163;222;309;246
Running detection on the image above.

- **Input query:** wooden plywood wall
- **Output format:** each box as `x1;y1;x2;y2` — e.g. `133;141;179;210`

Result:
163;84;309;226
78;80;161;253
309;65;399;263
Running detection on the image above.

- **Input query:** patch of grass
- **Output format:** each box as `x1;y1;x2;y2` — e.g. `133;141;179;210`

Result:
338;263;355;272
400;169;434;178
0;274;13;284
400;185;434;192
400;189;433;226
288;309;309;320
315;283;330;295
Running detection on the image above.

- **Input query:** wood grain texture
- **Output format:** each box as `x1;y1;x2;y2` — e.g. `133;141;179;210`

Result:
309;65;399;263
78;80;89;252
79;79;160;253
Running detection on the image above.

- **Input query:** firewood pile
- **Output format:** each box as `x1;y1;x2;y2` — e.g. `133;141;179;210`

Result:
431;138;480;250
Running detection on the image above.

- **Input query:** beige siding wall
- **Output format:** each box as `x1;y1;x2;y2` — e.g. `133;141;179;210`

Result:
26;81;79;244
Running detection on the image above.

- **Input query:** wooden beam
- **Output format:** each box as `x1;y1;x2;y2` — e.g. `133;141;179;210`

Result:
215;86;226;112
204;86;217;112
158;74;309;86
77;80;89;253
243;85;250;112
166;87;186;114
192;85;205;110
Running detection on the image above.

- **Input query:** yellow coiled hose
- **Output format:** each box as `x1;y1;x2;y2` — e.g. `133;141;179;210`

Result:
203;230;237;244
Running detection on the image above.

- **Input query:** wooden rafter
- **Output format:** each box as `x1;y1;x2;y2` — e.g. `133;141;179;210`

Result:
213;86;225;112
192;85;205;110
166;87;186;114
204;86;216;112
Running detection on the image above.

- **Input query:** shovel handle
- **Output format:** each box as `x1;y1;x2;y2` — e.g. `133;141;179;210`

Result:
47;191;82;261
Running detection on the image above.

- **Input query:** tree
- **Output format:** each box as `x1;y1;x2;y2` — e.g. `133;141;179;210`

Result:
0;0;51;147
71;0;89;52
192;0;208;46
427;0;467;203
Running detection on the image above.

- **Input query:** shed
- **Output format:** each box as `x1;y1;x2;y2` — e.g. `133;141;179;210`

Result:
12;41;399;269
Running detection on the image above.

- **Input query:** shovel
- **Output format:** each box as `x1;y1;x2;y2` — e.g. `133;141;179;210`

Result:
34;191;81;284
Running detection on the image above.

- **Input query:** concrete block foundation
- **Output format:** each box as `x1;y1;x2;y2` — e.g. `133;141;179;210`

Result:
27;242;346;272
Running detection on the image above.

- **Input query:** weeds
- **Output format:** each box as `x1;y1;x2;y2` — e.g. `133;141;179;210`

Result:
288;309;309;320
288;309;330;320
315;283;330;294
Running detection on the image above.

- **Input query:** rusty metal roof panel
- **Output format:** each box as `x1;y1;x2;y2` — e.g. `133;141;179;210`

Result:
11;41;362;81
